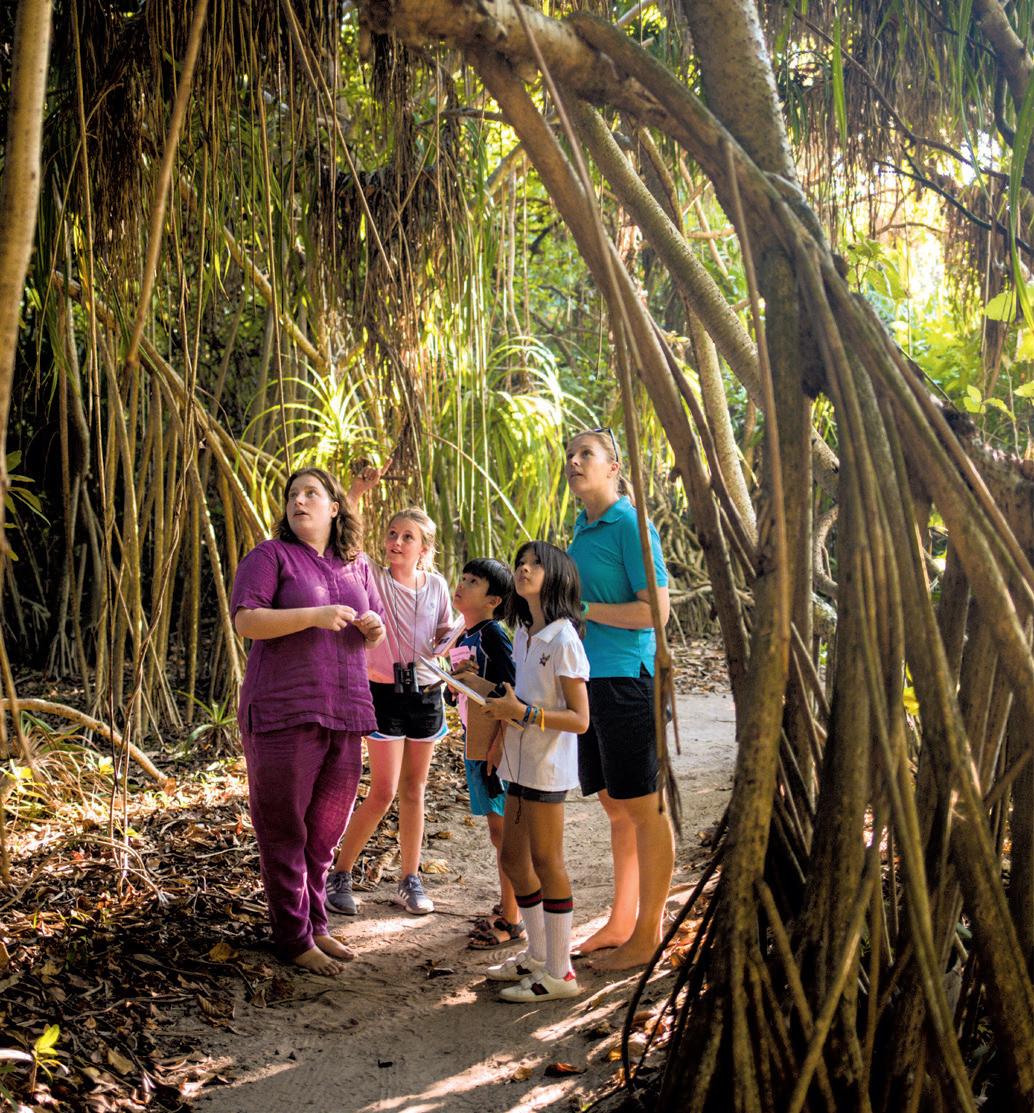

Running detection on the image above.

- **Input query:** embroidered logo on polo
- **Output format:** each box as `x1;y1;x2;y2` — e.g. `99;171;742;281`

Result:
539;653;551;666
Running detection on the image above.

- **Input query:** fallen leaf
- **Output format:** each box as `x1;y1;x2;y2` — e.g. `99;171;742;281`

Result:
268;973;294;1001
207;941;237;962
544;1061;584;1077
420;859;449;874
627;1033;649;1056
105;1046;135;1075
0;941;9;969
431;829;453;840
196;994;234;1022
180;1076;215;1098
423;963;455;979
510;1064;534;1082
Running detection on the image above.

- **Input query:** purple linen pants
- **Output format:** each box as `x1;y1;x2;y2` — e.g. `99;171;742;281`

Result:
242;724;363;959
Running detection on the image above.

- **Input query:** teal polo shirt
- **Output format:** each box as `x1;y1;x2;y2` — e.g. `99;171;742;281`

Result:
568;496;668;678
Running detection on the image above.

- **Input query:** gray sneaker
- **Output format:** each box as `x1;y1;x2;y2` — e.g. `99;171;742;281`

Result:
394;873;434;915
325;870;360;915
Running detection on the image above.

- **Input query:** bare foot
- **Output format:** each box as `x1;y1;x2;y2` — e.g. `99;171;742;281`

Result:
589;938;660;972
573;924;632;955
292;945;345;976
315;934;356;962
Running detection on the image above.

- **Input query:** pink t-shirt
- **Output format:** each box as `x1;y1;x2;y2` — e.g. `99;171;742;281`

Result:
364;564;455;686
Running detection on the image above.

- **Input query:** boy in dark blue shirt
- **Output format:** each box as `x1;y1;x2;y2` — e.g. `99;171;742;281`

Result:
449;559;520;948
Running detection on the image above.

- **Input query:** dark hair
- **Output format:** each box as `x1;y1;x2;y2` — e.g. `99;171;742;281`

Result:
506;541;583;634
275;467;363;562
463;558;514;619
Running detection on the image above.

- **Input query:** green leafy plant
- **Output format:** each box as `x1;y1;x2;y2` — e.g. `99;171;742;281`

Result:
0;1024;65;1101
179;693;239;755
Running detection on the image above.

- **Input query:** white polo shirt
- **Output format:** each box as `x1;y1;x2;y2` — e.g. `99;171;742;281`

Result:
499;619;590;793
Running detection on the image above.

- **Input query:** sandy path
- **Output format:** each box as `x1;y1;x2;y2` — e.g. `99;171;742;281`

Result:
192;691;735;1113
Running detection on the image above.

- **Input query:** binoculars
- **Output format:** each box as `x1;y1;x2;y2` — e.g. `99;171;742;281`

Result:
393;661;419;695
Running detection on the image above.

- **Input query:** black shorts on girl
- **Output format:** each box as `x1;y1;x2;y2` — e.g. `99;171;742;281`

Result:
506;781;568;804
578;671;658;799
369;682;446;742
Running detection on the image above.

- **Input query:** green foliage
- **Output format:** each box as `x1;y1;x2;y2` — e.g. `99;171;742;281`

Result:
32;1026;61;1067
3;452;45;524
1006;73;1034;329
0;1023;64;1102
180;694;239;754
423;333;597;575
847;236;1033;444
3;451;47;564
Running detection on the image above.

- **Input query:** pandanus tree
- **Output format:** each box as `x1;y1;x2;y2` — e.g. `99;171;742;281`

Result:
357;1;1034;1110
0;0;1032;1108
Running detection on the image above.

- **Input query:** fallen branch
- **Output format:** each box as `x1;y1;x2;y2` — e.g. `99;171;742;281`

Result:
1;699;173;791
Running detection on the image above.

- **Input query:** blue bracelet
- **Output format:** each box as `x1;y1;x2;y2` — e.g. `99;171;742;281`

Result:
522;702;533;725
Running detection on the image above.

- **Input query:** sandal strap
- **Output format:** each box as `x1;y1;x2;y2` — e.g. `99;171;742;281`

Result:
468;916;526;947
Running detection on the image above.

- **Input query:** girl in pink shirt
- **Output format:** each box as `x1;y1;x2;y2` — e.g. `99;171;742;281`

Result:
326;500;457;918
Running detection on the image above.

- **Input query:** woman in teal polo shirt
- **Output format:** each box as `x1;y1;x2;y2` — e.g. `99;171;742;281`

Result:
566;429;674;972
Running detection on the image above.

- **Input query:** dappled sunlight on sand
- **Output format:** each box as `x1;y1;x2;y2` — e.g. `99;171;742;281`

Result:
360;991;621;1113
189;693;735;1113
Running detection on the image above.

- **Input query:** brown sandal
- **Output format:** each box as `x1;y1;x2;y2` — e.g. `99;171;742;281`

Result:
468;916;526;950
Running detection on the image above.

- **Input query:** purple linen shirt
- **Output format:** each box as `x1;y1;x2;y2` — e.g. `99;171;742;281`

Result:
231;539;384;735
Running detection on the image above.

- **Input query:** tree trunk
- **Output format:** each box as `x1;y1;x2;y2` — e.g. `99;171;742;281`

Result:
0;0;53;518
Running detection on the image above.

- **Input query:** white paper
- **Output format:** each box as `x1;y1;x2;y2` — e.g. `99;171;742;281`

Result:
418;655;489;704
431;616;467;656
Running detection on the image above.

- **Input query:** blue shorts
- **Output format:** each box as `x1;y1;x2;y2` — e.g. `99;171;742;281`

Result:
464;758;506;817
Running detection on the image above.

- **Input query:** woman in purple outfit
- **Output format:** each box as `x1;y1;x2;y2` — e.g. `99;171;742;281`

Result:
231;467;386;976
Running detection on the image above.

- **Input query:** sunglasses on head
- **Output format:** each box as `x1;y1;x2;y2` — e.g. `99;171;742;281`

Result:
589;426;620;460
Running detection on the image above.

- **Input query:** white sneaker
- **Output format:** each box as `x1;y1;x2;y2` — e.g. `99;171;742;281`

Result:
499;969;581;1002
484;951;546;982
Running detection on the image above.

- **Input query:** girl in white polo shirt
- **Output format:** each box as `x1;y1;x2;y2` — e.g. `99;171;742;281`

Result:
482;541;590;1001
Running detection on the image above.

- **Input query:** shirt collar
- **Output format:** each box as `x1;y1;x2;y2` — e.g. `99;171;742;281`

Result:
574;496;629;534
530;619;569;645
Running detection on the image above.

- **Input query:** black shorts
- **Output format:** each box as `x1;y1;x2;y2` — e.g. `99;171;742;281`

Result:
506;781;568;804
369;682;446;742
578;673;659;800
